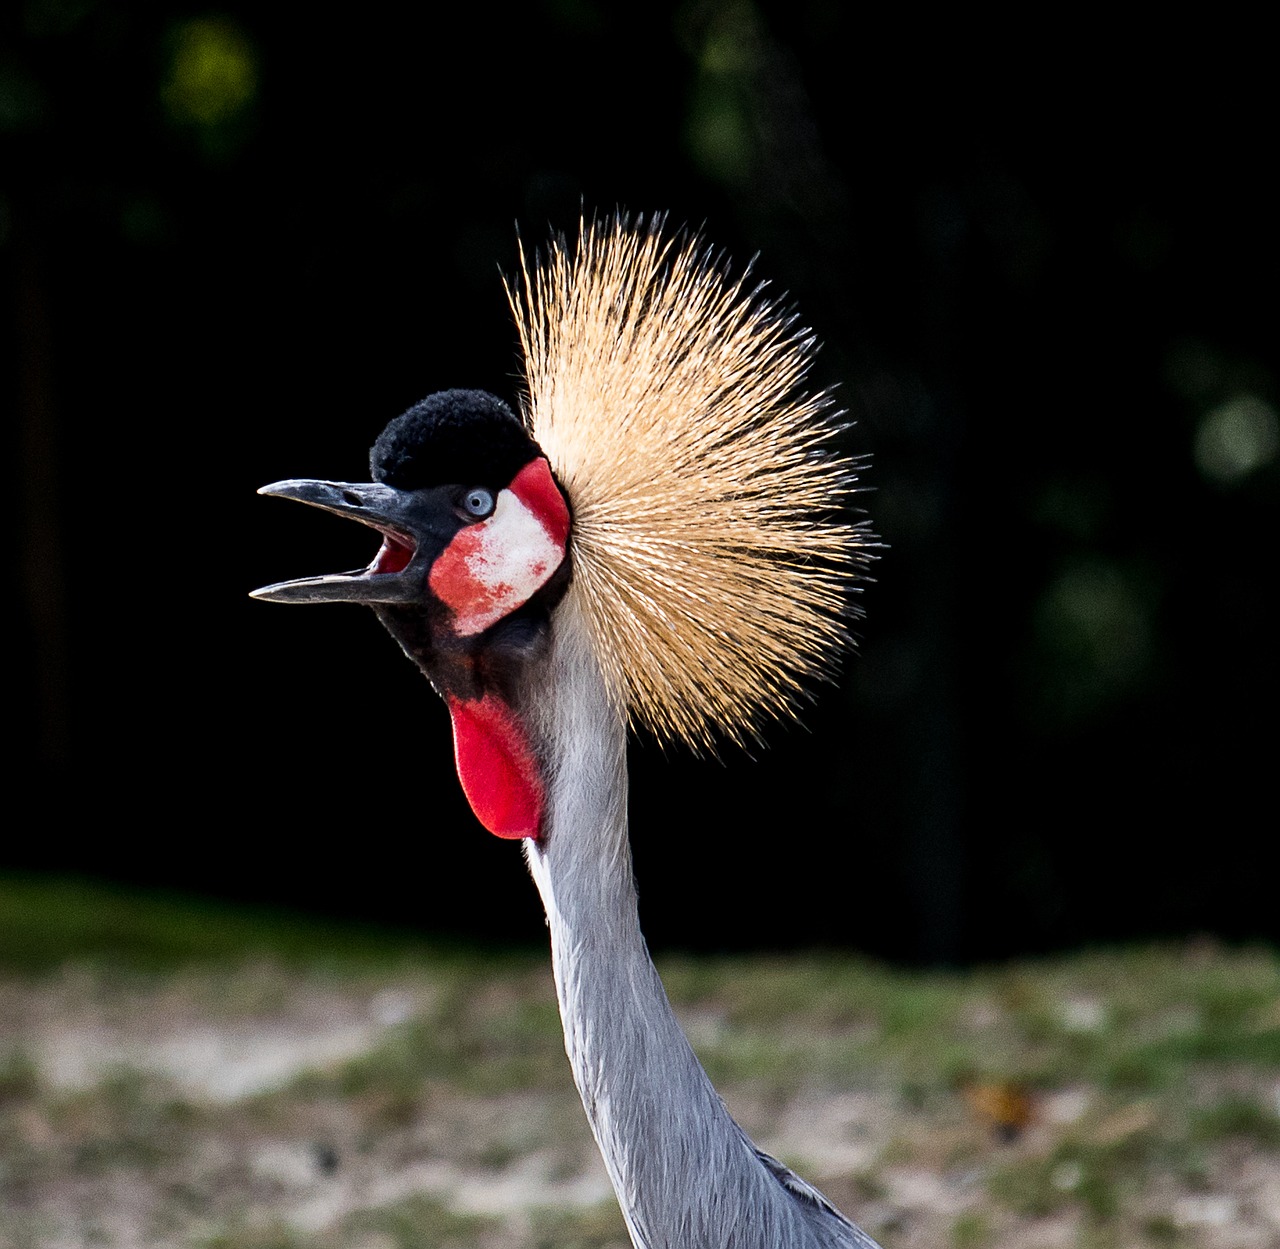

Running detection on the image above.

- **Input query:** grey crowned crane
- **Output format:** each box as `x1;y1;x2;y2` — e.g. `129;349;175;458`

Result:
254;219;881;1248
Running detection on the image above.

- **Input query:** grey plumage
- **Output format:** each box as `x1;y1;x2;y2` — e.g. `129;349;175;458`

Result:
525;593;882;1248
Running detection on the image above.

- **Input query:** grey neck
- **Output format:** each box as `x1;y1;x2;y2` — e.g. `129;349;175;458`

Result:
522;590;870;1249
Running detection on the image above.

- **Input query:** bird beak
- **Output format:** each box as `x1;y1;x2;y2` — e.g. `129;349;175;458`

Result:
250;478;434;605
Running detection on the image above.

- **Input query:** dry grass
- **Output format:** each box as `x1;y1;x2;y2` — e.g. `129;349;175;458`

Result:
2;877;1278;1248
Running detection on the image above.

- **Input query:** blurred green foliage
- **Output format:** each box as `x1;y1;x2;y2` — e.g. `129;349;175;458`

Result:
3;1;1276;962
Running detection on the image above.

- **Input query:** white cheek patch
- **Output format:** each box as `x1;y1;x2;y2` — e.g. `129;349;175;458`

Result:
429;486;566;637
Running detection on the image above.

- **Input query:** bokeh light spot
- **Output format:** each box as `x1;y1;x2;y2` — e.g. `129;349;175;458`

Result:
682;4;760;186
1030;559;1154;725
162;17;258;130
1194;394;1279;485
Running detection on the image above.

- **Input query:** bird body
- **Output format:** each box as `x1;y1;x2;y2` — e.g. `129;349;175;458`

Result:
255;217;880;1248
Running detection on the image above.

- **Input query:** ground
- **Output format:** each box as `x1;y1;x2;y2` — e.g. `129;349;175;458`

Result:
1;880;1278;1248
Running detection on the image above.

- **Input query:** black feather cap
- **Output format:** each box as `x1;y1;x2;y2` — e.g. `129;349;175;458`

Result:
370;390;541;491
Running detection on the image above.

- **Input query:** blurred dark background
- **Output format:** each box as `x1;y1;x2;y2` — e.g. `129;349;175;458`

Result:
5;3;1276;964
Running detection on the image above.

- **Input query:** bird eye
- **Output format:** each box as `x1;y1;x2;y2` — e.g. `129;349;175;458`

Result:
460;487;495;520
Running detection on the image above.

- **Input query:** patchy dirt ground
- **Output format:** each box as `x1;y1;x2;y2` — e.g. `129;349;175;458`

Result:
1;942;1278;1248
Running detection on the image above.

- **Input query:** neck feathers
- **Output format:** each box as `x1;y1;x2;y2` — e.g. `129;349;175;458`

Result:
522;589;872;1249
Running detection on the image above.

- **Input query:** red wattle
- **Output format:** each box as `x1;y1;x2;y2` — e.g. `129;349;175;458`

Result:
447;693;543;839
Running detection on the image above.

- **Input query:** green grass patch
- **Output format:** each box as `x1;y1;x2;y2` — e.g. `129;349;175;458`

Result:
345;1193;499;1248
1188;1094;1280;1146
528;1199;630;1249
950;1210;990;1248
0;872;542;974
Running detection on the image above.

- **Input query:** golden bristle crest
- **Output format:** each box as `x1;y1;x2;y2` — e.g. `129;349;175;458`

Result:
509;217;871;750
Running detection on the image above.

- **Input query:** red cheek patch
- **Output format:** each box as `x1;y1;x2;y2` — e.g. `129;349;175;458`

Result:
429;457;570;637
447;693;543;839
428;523;511;631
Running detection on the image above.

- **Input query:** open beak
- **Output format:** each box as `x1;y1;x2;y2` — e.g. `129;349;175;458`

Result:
251;478;432;605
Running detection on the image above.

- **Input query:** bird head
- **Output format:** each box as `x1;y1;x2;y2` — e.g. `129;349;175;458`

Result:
254;218;873;845
252;389;572;841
